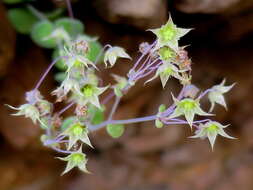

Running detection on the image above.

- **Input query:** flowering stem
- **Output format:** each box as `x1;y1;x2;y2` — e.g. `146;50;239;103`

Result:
65;0;74;18
57;102;75;116
89;114;157;131
102;92;115;105
108;96;121;120
34;56;68;90
51;146;74;154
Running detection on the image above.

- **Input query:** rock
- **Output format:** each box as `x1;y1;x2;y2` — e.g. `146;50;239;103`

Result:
0;3;15;77
174;0;253;14
93;0;167;30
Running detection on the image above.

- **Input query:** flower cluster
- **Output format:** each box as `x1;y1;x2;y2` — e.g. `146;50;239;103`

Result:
7;12;236;176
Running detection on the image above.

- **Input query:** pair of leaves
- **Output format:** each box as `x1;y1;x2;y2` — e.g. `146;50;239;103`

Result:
31;18;84;48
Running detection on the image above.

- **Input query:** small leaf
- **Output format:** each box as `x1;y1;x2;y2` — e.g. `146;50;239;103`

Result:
54;72;67;83
88;104;104;125
7;8;38;34
31;20;57;48
86;41;102;62
3;0;28;4
54;18;84;37
106;124;124;138
61;116;77;131
52;48;68;71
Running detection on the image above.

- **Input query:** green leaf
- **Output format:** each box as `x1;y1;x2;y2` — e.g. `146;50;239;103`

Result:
7;8;38;34
86;41;102;62
3;0;28;4
31;20;57;48
106;124;124;138
55;18;84;37
61;116;77;131
88;104;104;125
52;48;68;71
54;72;67;83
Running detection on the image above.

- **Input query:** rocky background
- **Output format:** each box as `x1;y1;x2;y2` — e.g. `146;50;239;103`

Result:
1;0;253;189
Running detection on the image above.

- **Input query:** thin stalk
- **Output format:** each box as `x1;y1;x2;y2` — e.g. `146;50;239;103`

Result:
65;0;74;18
89;114;157;131
34;56;68;90
108;96;121;120
57;102;75;116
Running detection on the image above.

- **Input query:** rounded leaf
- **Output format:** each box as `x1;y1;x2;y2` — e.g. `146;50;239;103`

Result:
106;124;124;138
31;21;57;48
61;116;77;131
86;41;102;62
54;72;67;83
3;0;28;4
7;8;37;34
55;18;84;37
52;48;68;71
88;104;104;125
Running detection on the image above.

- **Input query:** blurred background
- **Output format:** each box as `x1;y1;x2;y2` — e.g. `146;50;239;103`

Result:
1;0;253;189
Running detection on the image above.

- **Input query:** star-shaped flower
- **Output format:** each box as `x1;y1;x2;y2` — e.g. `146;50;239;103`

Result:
150;16;191;51
62;122;93;150
146;62;184;88
104;46;131;67
189;121;236;150
7;104;41;124
158;46;177;62
57;146;89;175
52;77;81;102
208;79;235;112
74;83;108;109
169;95;212;128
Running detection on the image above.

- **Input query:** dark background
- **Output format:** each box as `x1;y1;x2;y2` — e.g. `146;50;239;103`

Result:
0;0;253;189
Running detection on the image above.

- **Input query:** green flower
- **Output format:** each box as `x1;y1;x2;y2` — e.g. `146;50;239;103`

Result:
62;122;93;150
58;147;89;175
169;95;212;128
208;79;235;112
111;74;128;97
52;77;81;102
150;16;191;51
158;46;176;62
146;62;184;88
104;46;131;67
7;104;44;125
189;121;236;150
74;83;108;109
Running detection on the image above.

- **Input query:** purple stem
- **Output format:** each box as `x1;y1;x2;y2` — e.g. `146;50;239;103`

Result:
34;56;68;90
89;114;157;131
57;102;75;116
65;0;74;18
132;40;156;71
108;96;121;120
102;92;115;105
197;89;214;99
52;146;74;154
